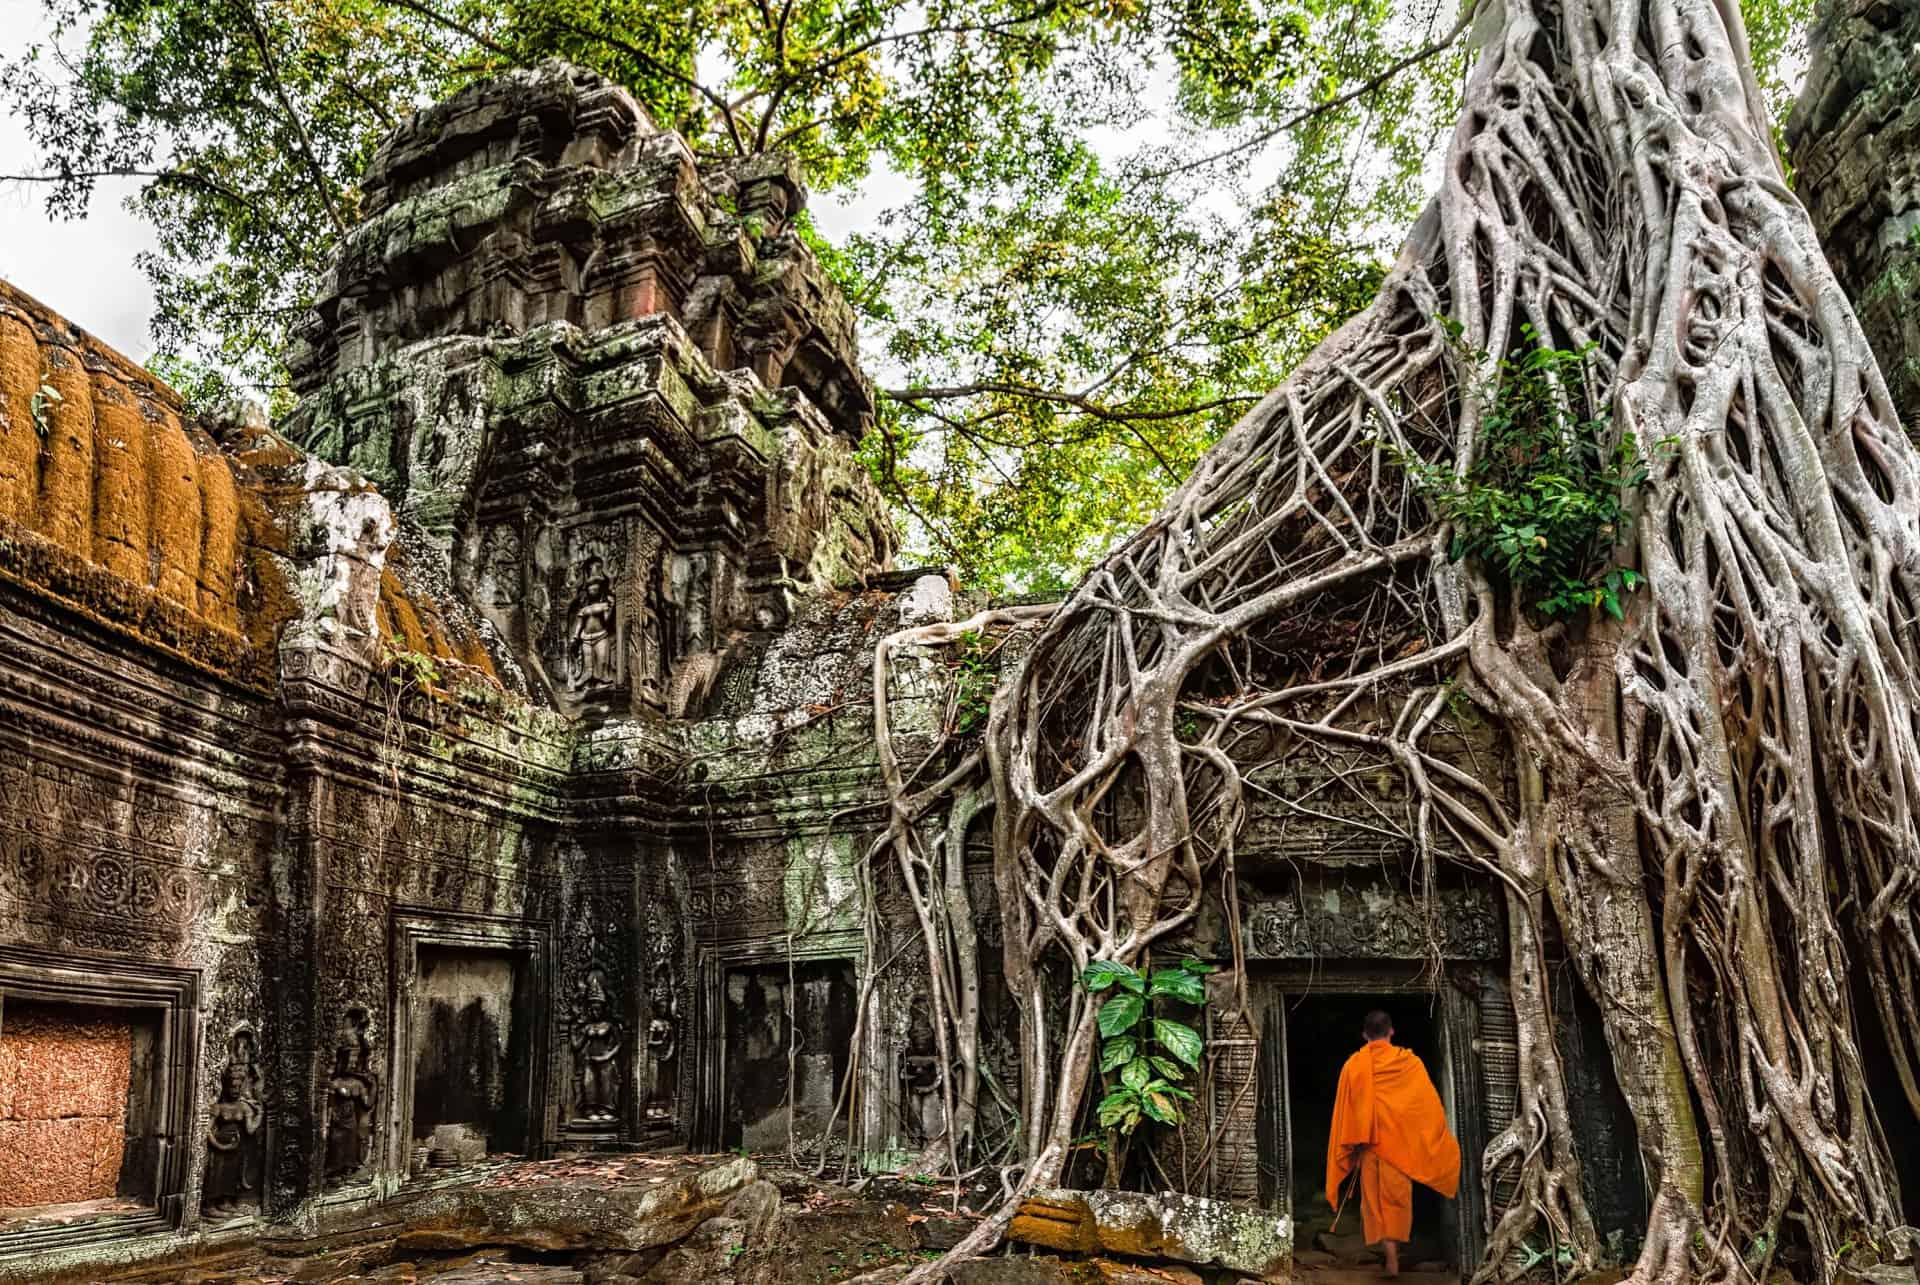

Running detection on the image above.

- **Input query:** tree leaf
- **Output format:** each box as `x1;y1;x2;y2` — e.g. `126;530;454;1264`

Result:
1142;1091;1180;1124
1099;1037;1137;1073
1099;993;1145;1038
1154;1018;1204;1067
1082;960;1136;993
1098;1088;1141;1130
1148;968;1206;1004
1122;1057;1152;1090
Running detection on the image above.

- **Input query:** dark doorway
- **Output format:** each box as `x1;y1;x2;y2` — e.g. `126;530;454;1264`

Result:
411;946;534;1158
722;961;856;1151
1284;995;1455;1271
1850;966;1920;1223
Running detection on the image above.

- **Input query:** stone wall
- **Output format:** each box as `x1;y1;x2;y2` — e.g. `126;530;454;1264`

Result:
0;60;918;1278
1789;0;1920;428
0;1005;135;1208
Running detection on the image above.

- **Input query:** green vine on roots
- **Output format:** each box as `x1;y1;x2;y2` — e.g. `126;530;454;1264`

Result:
945;629;1000;735
1400;320;1651;619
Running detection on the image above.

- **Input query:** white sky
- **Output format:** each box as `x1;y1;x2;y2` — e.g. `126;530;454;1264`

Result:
0;0;161;358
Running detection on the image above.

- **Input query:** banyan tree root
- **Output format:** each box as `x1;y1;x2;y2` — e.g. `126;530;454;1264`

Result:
880;0;1920;1281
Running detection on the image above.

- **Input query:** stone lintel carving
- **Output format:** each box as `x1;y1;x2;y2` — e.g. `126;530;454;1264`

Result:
1242;879;1502;960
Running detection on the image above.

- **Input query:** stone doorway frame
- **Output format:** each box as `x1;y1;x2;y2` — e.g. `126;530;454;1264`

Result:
688;929;866;1154
1250;960;1492;1273
387;907;555;1175
0;942;200;1256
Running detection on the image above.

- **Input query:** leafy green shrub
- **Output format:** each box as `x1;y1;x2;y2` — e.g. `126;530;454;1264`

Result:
1080;957;1213;1132
1402;321;1648;619
946;630;998;734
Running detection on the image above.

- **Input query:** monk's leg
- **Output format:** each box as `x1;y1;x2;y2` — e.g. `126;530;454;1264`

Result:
1360;1151;1413;1277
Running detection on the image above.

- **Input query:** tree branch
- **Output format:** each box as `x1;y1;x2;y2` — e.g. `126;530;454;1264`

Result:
238;0;349;236
1149;1;1478;181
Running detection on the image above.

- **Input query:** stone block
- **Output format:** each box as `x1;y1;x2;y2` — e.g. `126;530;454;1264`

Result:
0;1117;126;1207
1009;1187;1291;1278
0;1004;133;1209
389;1154;766;1254
1091;1258;1205;1284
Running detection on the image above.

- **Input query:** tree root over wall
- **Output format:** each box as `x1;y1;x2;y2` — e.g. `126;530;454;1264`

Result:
870;0;1920;1280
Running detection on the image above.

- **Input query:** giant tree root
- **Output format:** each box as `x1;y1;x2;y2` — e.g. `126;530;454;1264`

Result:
885;0;1920;1281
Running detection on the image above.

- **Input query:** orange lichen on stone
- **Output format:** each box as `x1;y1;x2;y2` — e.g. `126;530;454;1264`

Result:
89;370;151;584
0;278;507;690
195;444;240;629
0;311;39;520
380;565;433;657
0;1003;133;1210
35;343;94;556
377;552;501;685
0;280;256;665
145;405;204;609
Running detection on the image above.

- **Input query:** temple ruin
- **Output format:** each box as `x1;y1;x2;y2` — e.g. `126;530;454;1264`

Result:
0;61;1654;1282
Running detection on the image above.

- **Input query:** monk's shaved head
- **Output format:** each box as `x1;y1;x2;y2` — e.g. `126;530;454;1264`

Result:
1362;1009;1393;1040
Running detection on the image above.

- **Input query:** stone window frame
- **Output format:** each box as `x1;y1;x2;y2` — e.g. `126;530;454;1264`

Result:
387;907;556;1175
688;929;869;1154
0;943;200;1257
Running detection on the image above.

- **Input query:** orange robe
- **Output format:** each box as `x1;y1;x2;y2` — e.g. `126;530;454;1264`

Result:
1325;1039;1461;1246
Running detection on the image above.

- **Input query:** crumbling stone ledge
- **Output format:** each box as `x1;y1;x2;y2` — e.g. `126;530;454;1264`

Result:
1008;1187;1291;1278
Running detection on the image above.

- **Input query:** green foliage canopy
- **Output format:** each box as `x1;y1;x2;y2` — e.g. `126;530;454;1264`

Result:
2;0;1815;589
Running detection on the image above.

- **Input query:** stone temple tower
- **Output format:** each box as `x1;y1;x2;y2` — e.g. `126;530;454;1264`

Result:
281;62;897;721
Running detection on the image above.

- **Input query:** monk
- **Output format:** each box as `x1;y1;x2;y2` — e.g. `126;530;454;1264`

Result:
1325;1009;1461;1278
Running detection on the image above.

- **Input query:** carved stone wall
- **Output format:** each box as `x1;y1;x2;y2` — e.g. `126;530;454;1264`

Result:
1789;0;1920;428
280;63;898;722
0;1004;136;1207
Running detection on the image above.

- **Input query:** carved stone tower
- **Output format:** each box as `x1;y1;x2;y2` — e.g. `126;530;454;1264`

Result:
281;62;897;720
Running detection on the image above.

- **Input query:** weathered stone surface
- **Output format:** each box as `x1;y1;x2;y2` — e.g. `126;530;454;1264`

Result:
0;1004;132;1209
1009;1188;1290;1278
1088;1258;1204;1285
279;61;898;720
382;1154;763;1253
1789;0;1920;427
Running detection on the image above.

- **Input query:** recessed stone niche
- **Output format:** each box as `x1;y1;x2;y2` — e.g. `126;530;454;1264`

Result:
0;949;196;1249
392;911;551;1174
723;961;855;1152
0;1002;145;1211
411;948;533;1159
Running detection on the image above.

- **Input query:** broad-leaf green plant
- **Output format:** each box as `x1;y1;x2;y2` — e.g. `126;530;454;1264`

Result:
1080;956;1212;1135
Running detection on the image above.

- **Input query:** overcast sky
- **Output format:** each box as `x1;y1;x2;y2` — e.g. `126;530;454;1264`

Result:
0;0;162;358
